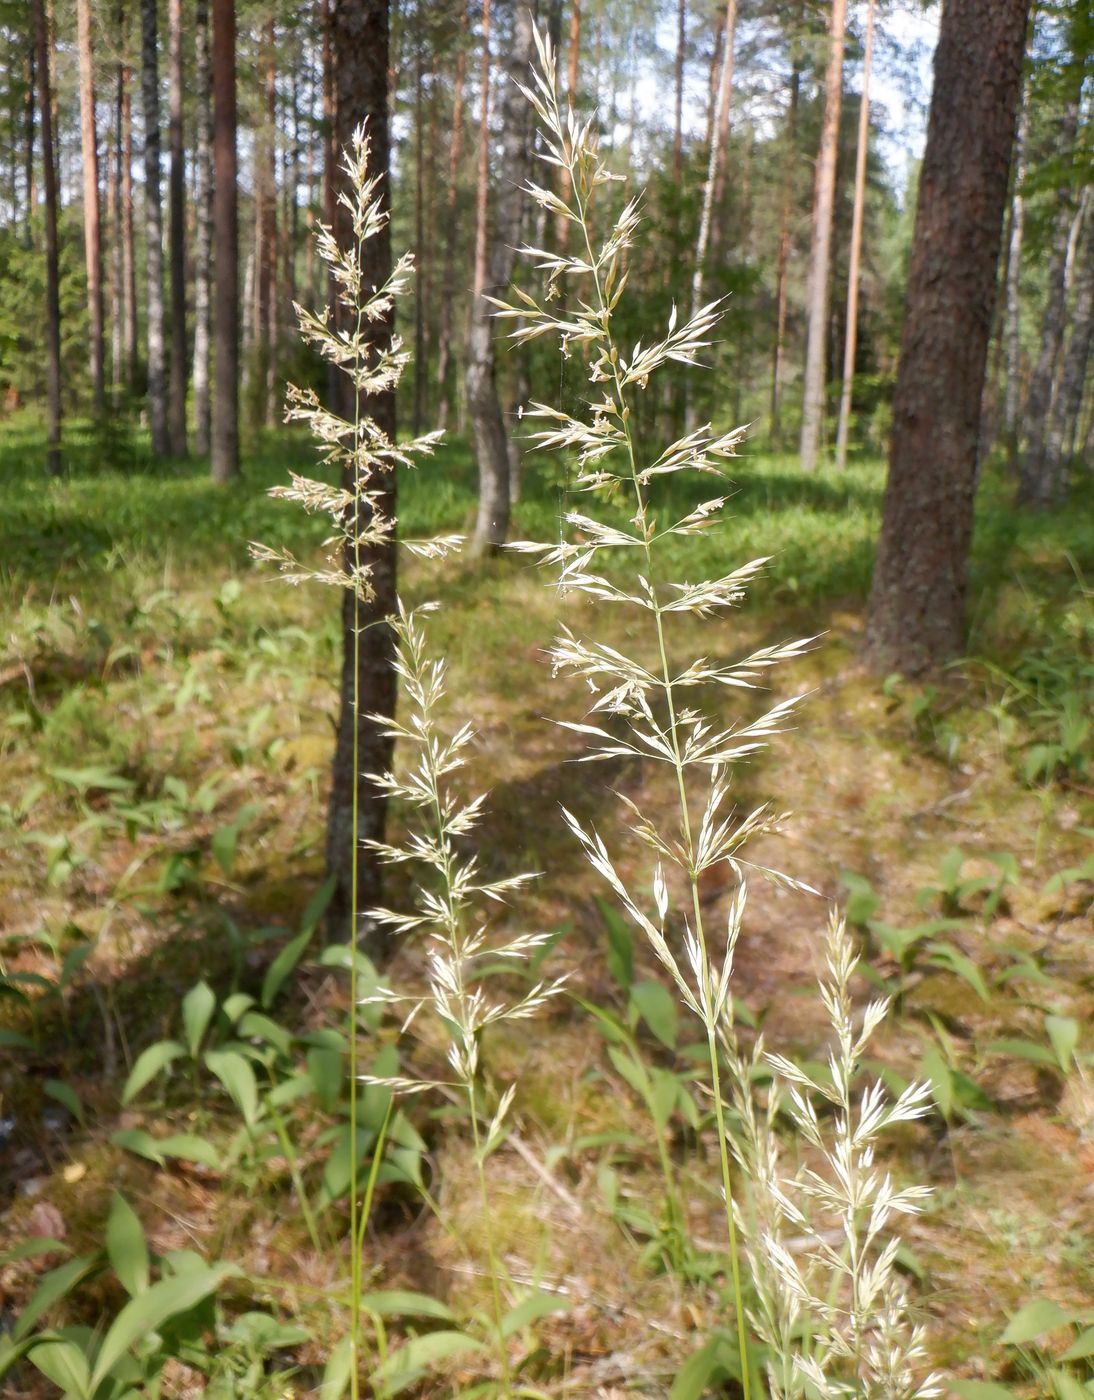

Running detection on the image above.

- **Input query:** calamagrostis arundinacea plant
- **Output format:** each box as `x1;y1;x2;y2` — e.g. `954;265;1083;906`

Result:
251;127;444;1397
494;30;938;1399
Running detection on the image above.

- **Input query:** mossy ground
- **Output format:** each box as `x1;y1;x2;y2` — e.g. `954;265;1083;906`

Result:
0;415;1091;1395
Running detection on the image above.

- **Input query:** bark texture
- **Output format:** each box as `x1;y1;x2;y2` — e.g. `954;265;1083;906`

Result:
433;0;468;430
1041;206;1094;500
466;2;535;554
32;0;62;475
193;0;214;454
799;0;847;471
211;0;239;482
140;0;169;456
167;0;188;455
769;47;800;441
325;0;397;949
121;59;138;387
865;0;1030;674
77;0;105;413
1003;99;1028;456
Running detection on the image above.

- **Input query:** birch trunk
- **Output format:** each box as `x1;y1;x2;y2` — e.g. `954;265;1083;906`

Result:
769;48;800;441
121;60;137;387
211;0;239;482
193;0;213;454
168;0;187;455
32;0;62;475
834;0;876;470
466;2;535;554
109;37;123;400
1041;203;1093;501
1003;98;1028;459
556;0;582;254
140;0;169;456
799;0;847;471
672;0;685;185
77;0;105;413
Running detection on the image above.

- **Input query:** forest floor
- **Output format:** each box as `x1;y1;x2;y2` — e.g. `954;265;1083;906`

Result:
0;414;1092;1398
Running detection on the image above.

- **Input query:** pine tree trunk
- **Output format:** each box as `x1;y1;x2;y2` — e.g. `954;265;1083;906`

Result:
24;41;35;244
799;0;847;471
435;0;469;430
77;0;105;414
211;0;239;482
262;23;278;428
709;0;737;214
109;33;123;401
769;47;800;443
193;0;213;454
865;0;1029;674
834;0;875;470
32;0;62;475
1041;204;1093;502
466;1;535;554
167;0;187;455
140;0;169;456
1003;99;1028;461
325;0;397;949
413;35;426;434
121;59;138;388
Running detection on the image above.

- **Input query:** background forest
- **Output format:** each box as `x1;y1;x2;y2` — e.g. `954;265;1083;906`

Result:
0;0;1093;1396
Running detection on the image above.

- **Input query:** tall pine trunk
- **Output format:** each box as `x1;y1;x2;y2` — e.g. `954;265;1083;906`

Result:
866;0;1029;673
32;0;62;475
140;0;169;456
466;1;535;554
167;0;187;455
24;41;35;244
435;0;468;430
193;0;213;454
1003;98;1028;461
325;0;397;947
121;57;138;388
769;45;800;442
834;0;876;470
109;34;123;400
77;0;105;414
211;0;239;482
799;0;847;471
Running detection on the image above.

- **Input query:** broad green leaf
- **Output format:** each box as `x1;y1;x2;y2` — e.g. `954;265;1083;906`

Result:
220;992;255;1025
43;1079;84;1126
308;1045;345;1113
498;1292;569;1339
28;1339;91;1397
110;1128;165;1165
106;1194;149;1298
920;1045;952;1120
669;1333;740;1399
237;1010;294;1057
1001;1299;1078;1345
261;927;314;1009
926;943;989;1001
597;896;633;991
181;982;216;1058
1046;1015;1080;1074
949;1383;1020;1400
91;1262;237;1388
986;1039;1057;1068
0;1237;69;1267
205;1049;259;1127
320;1334;352;1398
371;1330;485;1394
158;1134;222;1169
122;1040;185;1104
649;1068;680;1133
222;1312;311;1348
210;803;261;875
14;1256;99;1340
1052;1372;1094;1400
1061;1327;1094;1361
607;1045;650;1099
630;980;678;1049
300;874;338;933
358;1290;456;1322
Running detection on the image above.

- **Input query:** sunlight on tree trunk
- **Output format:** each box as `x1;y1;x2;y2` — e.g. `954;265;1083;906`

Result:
211;0;239;482
32;0;61;475
77;0;104;415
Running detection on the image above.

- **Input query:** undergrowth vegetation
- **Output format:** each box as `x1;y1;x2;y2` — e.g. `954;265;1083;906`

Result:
0;45;1092;1400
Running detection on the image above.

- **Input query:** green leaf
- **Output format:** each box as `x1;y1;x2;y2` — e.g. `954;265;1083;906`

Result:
1046;1015;1080;1075
181;982;216;1058
301;874;338;933
986;1038;1058;1068
28;1339;91;1397
926;943;989;1001
920;1045;952;1120
949;1383;1020;1400
1061;1326;1094;1362
1052;1372;1094;1400
607;1044;650;1099
498;1292;569;1339
669;1333;740;1399
110;1128;165;1165
90;1262;237;1389
320;1335;352;1398
307;1045;345;1114
1000;1299;1078;1345
106;1195;149;1297
261;927;314;1010
205;1049;259;1128
237;1010;294;1057
121;1040;185;1104
629;980;678;1050
371;1330;485;1394
597;896;633;991
649;1068;680;1132
14;1257;99;1340
357;1290;456;1322
43;1079;84;1126
0;1237;69;1267
158;1134;222;1169
210;804;261;875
